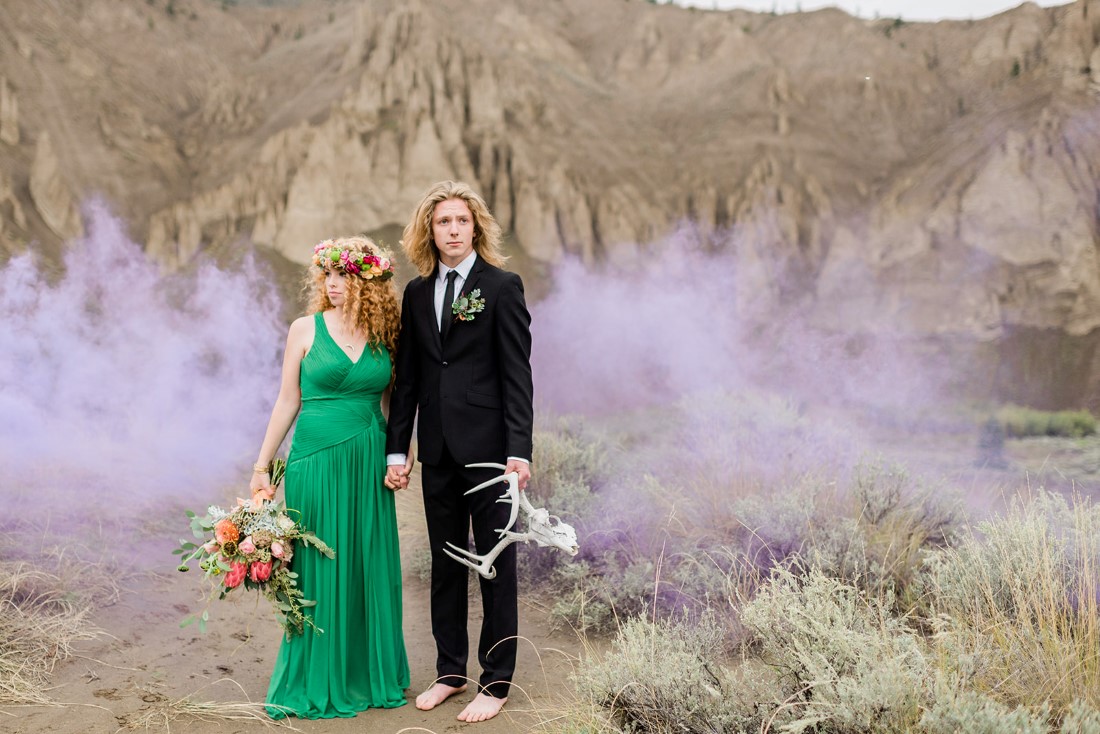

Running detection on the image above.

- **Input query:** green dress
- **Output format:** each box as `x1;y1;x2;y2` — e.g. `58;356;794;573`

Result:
266;312;409;718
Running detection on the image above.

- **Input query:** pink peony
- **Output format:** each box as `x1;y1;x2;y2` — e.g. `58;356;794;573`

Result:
238;537;256;555
249;560;273;583
224;561;247;588
270;541;284;558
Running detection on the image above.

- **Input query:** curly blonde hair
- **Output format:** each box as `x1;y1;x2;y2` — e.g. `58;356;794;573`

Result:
402;180;508;278
305;236;400;360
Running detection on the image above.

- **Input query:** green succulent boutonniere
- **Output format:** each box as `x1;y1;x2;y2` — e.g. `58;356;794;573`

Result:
452;288;486;322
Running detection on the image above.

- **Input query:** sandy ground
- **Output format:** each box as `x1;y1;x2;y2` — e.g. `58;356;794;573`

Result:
7;477;582;734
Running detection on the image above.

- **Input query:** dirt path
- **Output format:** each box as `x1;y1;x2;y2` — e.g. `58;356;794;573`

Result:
9;478;582;733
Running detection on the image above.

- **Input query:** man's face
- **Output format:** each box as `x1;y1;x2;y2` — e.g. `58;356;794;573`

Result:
432;198;475;268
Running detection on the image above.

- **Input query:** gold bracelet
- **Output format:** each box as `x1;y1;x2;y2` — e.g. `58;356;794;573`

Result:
253;463;270;474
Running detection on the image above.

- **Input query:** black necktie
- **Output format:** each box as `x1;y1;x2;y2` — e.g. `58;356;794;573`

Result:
440;270;458;341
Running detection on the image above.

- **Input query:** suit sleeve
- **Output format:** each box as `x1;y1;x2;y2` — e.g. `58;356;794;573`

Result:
494;273;534;461
386;283;420;456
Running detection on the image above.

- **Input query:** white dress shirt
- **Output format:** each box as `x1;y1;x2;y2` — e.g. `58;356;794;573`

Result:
434;251;477;330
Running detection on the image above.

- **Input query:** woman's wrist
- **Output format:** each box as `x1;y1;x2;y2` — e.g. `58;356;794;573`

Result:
253;462;271;474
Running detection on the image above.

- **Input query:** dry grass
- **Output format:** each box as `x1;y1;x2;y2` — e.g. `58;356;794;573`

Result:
0;515;133;712
0;562;101;707
118;679;302;731
926;491;1100;716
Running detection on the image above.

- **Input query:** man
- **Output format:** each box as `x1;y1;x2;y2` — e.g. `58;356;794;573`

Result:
385;180;534;723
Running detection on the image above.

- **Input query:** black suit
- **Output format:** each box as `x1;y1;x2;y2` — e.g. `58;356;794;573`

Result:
386;254;534;698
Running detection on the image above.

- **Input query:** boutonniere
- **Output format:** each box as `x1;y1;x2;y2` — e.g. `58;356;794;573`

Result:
452;288;486;322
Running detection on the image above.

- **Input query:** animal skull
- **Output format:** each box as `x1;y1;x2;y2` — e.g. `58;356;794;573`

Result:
442;463;580;579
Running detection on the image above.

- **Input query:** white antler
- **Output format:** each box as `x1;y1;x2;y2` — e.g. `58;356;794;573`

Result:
442;463;580;579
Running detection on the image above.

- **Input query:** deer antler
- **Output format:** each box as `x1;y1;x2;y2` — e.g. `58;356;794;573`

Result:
441;463;580;579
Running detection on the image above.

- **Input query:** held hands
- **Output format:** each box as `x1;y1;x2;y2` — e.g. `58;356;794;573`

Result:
385;453;415;491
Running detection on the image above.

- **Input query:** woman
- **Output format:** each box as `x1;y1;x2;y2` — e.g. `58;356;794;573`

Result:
250;236;410;718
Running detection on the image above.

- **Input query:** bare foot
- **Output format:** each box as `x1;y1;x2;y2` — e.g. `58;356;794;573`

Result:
415;682;467;711
457;692;508;722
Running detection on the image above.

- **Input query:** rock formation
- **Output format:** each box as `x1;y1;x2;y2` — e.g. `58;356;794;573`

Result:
0;76;18;146
0;0;1098;406
29;132;82;241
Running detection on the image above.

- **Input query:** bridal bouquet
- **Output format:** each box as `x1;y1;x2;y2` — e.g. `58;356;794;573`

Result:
174;459;335;637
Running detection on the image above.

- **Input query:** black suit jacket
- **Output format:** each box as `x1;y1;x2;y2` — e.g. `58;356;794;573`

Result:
386;256;534;466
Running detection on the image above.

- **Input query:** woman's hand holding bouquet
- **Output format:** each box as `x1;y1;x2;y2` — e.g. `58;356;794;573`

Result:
175;459;335;637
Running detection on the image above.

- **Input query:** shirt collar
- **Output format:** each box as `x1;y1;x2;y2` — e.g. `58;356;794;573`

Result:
438;251;477;283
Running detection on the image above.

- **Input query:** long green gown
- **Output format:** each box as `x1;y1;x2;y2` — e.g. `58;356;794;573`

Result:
266;312;409;718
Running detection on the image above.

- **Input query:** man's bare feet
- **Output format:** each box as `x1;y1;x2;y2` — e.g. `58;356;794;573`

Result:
457;692;507;722
415;682;467;711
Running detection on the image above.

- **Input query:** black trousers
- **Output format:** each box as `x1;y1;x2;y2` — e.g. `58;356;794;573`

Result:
421;445;517;699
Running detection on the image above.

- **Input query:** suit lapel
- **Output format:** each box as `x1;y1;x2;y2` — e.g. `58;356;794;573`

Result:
460;258;486;306
421;272;442;355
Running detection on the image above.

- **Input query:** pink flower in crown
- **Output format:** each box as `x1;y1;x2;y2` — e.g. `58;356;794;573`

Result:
379;257;391;270
345;261;361;274
339;250;350;264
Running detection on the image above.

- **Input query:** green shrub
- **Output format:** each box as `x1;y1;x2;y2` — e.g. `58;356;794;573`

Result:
921;681;1048;734
528;417;609;517
1061;700;1100;734
574;615;777;733
520;418;610;589
997;405;1097;438
735;461;960;613
739;567;930;732
539;444;961;636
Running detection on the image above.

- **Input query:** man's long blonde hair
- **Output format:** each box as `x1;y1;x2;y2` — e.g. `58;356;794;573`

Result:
305;236;400;359
402;180;507;278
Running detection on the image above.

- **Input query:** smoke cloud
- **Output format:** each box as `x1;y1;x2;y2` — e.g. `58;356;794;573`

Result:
0;203;285;520
530;225;948;444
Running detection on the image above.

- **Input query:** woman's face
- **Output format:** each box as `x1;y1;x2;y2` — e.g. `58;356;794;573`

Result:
324;268;348;307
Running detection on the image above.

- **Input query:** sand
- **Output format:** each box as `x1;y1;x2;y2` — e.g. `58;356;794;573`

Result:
6;478;582;733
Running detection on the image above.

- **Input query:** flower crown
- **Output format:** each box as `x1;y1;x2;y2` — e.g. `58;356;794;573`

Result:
312;239;395;280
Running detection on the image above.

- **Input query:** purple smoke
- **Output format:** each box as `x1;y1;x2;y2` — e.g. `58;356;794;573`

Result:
0;203;284;518
530;225;946;437
527;224;964;580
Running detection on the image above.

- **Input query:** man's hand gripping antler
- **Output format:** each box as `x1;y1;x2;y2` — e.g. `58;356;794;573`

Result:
442;463;579;579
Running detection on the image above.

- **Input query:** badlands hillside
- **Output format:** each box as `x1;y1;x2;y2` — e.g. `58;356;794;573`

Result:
1;0;1099;406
